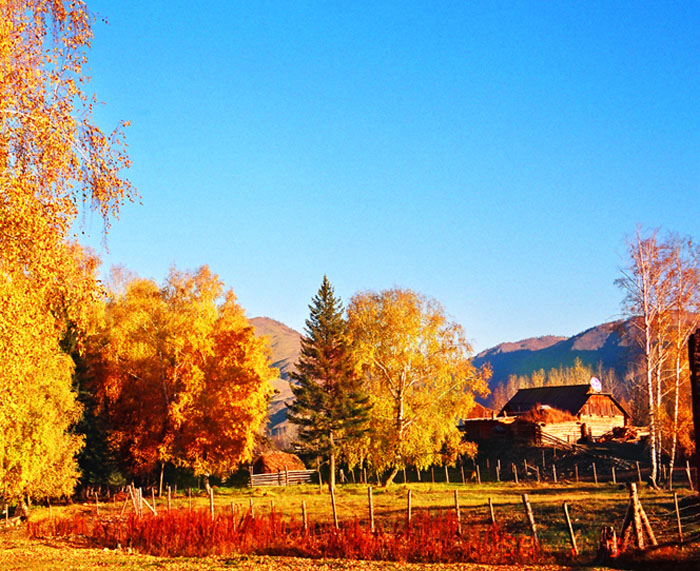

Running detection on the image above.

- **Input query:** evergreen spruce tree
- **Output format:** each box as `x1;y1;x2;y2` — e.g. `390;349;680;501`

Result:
288;276;370;491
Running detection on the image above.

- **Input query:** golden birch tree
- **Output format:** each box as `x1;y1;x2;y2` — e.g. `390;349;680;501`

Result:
1;0;133;506
662;234;700;481
616;228;700;487
617;228;667;486
347;288;489;486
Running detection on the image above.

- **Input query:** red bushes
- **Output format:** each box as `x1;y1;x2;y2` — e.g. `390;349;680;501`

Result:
29;508;540;565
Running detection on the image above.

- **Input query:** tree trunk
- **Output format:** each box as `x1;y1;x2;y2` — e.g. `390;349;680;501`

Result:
669;351;682;488
159;462;165;497
646;326;659;486
383;465;400;487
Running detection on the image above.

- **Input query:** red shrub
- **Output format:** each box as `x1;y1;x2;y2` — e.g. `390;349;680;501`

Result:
29;508;541;565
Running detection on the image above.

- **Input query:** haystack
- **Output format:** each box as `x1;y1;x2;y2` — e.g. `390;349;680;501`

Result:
252;451;305;474
518;405;577;424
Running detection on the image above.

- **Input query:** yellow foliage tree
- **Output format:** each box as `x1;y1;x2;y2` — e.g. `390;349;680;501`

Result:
347;288;489;486
91;267;275;482
0;241;105;504
1;0;133;505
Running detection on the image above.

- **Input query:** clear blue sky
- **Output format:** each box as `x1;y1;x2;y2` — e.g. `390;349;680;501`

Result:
81;1;700;352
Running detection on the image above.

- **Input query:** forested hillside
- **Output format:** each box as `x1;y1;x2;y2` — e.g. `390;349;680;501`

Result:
473;320;636;394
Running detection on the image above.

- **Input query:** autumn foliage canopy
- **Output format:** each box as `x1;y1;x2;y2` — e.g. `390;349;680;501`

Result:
90;267;276;477
0;0;134;502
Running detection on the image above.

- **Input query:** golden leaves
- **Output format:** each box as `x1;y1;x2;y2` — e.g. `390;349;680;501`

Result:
0;1;133;501
347;289;490;476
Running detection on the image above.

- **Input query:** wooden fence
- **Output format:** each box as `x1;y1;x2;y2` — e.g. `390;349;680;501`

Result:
249;469;316;487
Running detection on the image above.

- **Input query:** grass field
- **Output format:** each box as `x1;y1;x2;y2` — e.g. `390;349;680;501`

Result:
3;480;699;570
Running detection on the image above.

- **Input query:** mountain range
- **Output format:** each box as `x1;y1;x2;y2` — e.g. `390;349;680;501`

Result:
473;319;635;387
250;316;636;444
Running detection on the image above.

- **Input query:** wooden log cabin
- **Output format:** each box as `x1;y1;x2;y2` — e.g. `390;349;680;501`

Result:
461;384;629;446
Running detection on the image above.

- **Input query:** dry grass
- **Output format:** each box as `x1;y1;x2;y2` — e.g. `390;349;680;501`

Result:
4;480;697;570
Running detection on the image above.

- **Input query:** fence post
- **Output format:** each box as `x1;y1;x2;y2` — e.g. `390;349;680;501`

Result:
620;482;656;550
512;463;518;484
496;459;501;482
612;466;617;485
575;464;579;483
285;465;289;487
403;467;407;484
151;488;156;516
630;483;644;549
454;489;461;534
521;493;539;546
167;485;171;512
476;464;482;485
636;461;642;485
563;502;578;556
552;464;557;484
488;496;495;524
407;489;412;525
368;486;375;532
317;458;323;492
209;487;214;521
674;492;683;542
593;462;598;485
302;500;308;531
535;465;541;483
249;497;254;519
330;486;338;529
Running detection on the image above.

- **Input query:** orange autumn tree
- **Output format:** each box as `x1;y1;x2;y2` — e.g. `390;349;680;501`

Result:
1;0;133;505
92;266;275;484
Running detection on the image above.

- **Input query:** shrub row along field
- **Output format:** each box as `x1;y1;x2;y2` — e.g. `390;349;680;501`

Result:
23;481;700;566
30;510;537;565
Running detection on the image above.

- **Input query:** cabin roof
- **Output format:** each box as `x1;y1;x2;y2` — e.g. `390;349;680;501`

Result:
499;384;628;418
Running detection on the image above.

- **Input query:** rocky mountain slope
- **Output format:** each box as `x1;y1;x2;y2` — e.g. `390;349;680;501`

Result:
249;317;302;447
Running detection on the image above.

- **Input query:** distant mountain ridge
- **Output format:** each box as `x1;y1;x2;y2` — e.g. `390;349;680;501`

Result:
249;317;301;380
473;319;635;391
249;317;302;447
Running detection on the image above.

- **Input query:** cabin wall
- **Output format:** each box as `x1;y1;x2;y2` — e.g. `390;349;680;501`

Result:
540;421;581;444
579;414;625;438
579;394;627;438
580;394;625;418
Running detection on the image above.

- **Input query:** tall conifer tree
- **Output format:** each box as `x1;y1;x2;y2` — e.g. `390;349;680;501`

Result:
288;276;369;491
